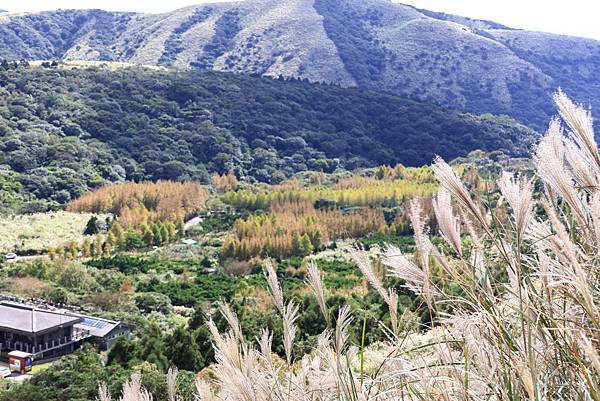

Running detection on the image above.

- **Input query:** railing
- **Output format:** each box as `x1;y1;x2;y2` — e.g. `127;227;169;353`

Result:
0;329;91;356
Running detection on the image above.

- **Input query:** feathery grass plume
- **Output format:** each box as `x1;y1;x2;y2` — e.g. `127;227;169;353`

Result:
120;374;152;401
257;328;274;368
167;367;178;401
409;198;431;270
217;301;243;342
554;88;600;170
432;156;492;235
306;261;329;324
349;248;389;303
98;383;111;401
334;305;353;356
497;172;535;246
263;260;284;314
383;246;440;311
433;188;462;256
565;141;599;191
590;194;600;245
577;332;600;373
388;288;399;338
534;123;589;228
282;301;299;365
194;379;214;401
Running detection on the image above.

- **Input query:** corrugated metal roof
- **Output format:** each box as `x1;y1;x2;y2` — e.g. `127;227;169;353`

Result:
0;302;82;334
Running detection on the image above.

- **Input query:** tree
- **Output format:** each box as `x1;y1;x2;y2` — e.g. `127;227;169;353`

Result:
110;222;124;246
176;218;185;238
166;327;202;371
152;224;162;245
103;242;111;257
81;238;92;258
84;216;100;235
142;224;154;246
134;292;173;314
137;324;169;372
310;230;323;250
291;233;302;256
300;233;314;256
93;235;105;257
66;241;78;259
160;223;170;244
107;336;137;367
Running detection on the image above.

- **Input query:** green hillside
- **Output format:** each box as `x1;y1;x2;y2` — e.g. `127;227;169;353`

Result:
0;62;536;213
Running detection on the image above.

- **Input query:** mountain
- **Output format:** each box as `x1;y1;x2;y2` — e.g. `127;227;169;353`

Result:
0;63;535;213
0;0;599;130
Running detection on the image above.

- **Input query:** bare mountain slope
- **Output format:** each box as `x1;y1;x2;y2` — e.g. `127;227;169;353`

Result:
1;0;598;129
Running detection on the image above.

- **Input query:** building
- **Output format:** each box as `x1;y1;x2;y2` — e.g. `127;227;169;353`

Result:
0;302;87;359
0;301;132;359
74;316;133;351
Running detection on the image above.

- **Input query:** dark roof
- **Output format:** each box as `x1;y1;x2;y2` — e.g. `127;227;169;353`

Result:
0;302;82;335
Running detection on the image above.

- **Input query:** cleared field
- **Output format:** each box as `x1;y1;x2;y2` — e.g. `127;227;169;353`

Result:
0;212;108;253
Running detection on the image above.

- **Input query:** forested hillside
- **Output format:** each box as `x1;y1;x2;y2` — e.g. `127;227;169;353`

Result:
0;63;535;213
0;0;599;130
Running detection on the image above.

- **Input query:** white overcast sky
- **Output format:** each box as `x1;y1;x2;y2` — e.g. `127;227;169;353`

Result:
1;0;599;40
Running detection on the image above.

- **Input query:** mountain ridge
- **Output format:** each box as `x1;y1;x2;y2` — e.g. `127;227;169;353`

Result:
0;0;599;130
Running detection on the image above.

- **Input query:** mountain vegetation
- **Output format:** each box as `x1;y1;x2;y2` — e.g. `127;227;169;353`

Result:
1;0;599;129
0;62;534;213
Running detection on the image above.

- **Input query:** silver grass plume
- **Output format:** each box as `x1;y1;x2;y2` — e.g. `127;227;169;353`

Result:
383;246;440;310
217;301;243;342
306;261;329;324
334;305;353;356
497;172;535;246
409;198;431;270
433;188;462;256
534;122;589;228
120;374;152;401
432;156;491;235
167;367;178;401
350;248;389;303
194;379;214;401
554;88;600;171
263;260;284;314
282;301;299;365
98;383;111;401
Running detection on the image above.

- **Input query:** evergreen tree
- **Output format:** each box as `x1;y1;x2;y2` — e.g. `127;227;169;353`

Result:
291;233;302;256
81;238;92;258
166;327;202;371
107;336;137;367
93;235;105;257
152;224;162;245
160;223;170;244
176;218;186;238
300;233;314;256
137;324;169;372
142;224;154;246
84;216;99;235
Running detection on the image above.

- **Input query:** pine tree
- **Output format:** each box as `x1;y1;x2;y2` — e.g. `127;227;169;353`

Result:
142;224;154;246
94;235;105;257
103;242;111;257
160;223;170;244
152;224;162;245
300;233;314;256
291;233;302;256
167;222;176;240
81;238;92;258
176;218;185;238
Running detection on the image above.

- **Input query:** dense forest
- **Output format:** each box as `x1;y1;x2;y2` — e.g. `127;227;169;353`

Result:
0;62;536;213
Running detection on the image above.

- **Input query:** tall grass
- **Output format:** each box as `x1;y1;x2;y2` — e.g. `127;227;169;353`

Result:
100;92;599;400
